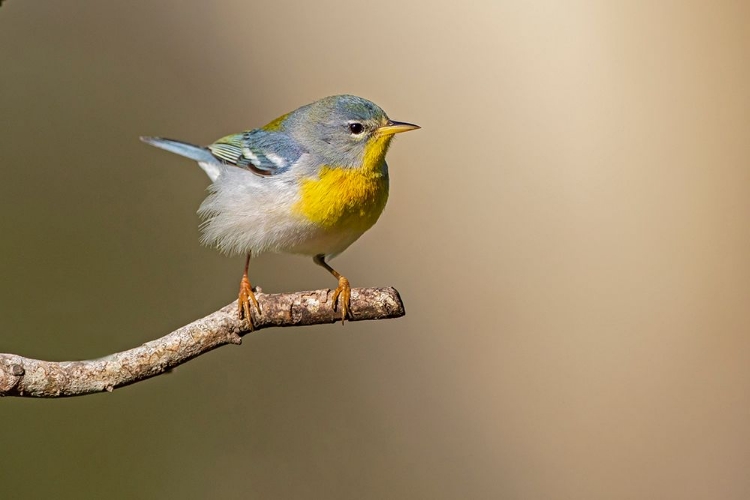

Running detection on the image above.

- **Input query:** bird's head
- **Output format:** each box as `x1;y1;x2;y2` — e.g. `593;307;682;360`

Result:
281;95;419;170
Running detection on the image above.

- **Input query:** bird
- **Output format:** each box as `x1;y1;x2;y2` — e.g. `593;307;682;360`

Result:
141;95;419;328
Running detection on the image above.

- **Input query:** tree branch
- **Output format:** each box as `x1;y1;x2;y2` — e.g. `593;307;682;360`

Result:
0;287;404;398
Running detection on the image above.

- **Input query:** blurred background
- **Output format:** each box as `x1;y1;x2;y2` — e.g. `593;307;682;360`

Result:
1;1;749;498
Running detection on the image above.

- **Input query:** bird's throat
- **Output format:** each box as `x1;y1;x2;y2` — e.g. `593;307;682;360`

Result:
361;134;394;173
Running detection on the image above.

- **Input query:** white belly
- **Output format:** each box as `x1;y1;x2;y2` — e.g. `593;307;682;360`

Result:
196;165;365;257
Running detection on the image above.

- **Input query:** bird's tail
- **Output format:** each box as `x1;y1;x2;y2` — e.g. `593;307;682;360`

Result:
140;136;216;163
140;136;223;181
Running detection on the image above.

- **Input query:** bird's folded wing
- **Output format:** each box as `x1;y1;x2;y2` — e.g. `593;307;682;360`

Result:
208;130;305;177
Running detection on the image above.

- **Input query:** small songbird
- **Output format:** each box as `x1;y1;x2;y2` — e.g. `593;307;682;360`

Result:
141;95;419;327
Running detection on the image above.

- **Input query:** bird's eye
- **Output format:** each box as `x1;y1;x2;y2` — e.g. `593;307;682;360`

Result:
348;122;364;135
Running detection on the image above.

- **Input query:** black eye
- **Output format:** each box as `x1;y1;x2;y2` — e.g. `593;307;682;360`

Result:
348;122;364;134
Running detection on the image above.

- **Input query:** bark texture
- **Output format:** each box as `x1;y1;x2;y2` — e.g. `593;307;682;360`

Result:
0;287;404;398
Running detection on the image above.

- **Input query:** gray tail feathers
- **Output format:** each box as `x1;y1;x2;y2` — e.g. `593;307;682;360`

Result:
140;136;218;164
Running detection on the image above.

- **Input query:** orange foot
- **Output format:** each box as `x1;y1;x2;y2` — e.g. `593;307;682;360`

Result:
331;276;352;324
238;275;261;329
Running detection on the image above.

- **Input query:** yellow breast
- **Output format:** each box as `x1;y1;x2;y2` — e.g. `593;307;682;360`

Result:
295;157;390;236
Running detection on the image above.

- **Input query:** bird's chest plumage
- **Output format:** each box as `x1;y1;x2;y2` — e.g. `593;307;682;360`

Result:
294;164;390;233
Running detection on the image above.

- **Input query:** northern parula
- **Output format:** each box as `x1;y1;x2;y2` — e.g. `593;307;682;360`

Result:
141;95;419;327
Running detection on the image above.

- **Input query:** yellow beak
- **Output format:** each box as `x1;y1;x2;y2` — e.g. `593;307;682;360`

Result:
377;120;421;136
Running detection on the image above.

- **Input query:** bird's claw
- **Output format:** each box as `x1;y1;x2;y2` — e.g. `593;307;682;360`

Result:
331;277;351;324
238;275;261;329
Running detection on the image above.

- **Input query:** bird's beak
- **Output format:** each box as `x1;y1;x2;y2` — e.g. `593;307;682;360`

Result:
377;120;421;136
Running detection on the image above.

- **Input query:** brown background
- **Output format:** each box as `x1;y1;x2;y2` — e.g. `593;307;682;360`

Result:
2;1;749;498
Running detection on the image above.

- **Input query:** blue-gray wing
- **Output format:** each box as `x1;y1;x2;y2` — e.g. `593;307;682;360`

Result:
207;129;305;177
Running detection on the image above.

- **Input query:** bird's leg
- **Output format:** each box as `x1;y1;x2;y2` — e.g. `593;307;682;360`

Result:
238;253;261;329
313;254;351;324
